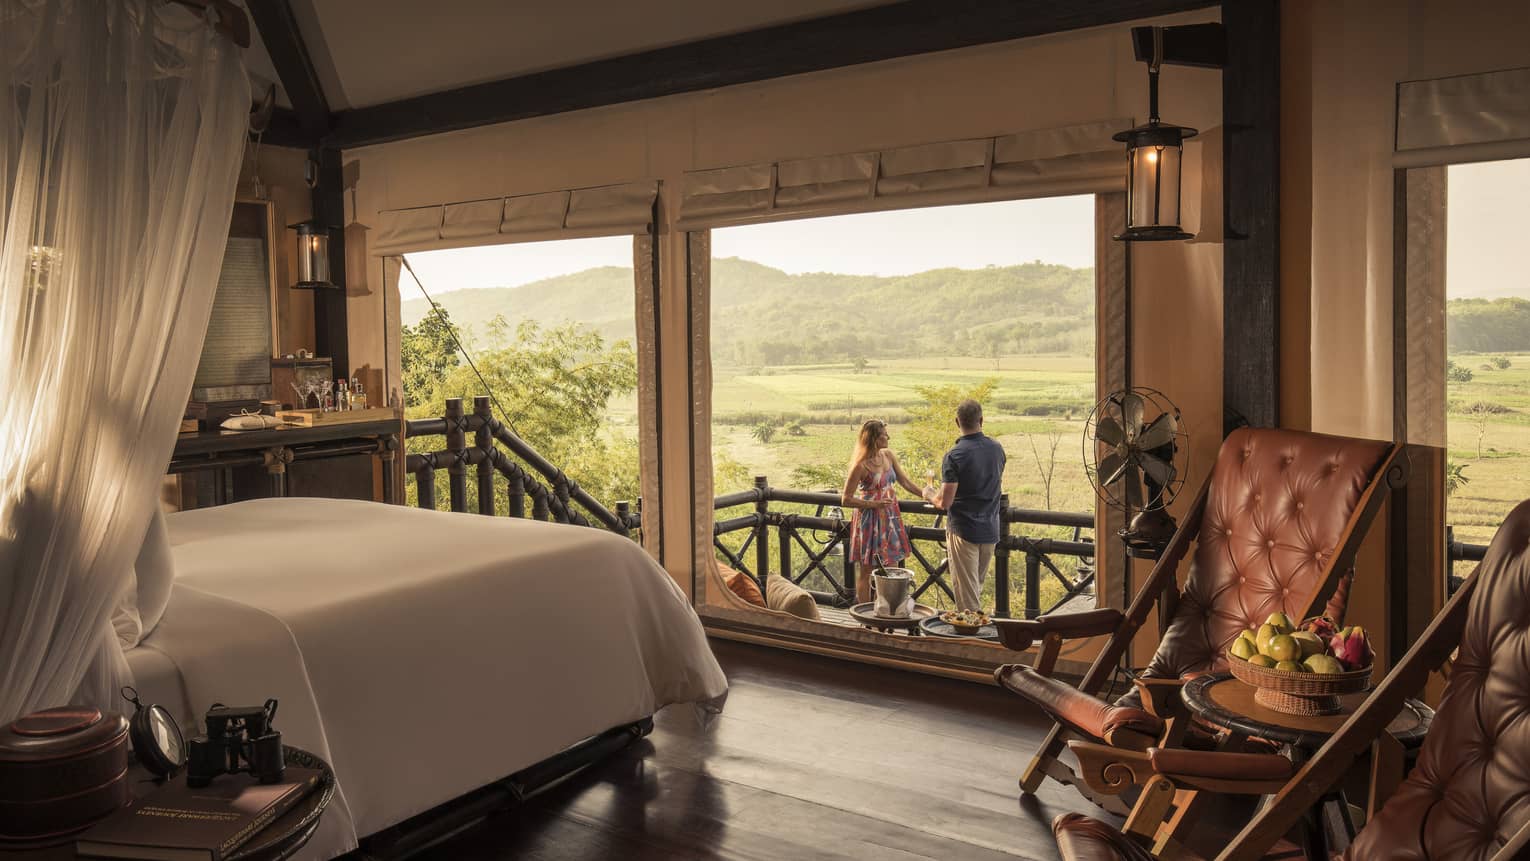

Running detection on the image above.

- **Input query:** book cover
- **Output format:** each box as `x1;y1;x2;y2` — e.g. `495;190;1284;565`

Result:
76;768;318;861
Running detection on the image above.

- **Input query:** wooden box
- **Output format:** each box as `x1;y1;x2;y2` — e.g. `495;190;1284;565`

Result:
274;407;400;427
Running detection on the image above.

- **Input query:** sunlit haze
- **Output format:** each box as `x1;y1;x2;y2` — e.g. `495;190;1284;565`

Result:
399;195;1095;300
1447;158;1530;299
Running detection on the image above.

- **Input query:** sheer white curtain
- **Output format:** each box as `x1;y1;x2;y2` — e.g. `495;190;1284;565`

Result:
0;1;248;722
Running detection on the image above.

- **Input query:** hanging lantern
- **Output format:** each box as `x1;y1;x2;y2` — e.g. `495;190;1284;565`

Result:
1114;28;1197;242
290;220;335;289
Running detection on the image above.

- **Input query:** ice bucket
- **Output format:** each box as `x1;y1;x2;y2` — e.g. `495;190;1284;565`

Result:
872;567;914;618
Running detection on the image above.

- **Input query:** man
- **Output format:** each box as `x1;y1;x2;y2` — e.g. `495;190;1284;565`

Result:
923;399;1006;611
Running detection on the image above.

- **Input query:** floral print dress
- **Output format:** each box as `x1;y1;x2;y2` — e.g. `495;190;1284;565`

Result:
848;461;912;566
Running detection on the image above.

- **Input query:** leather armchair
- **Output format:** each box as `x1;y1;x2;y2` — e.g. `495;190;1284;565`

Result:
995;428;1399;812
1050;498;1530;861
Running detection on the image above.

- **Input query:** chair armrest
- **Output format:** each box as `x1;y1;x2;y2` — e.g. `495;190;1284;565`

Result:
994;608;1125;651
1131;677;1187;720
1146;747;1294;793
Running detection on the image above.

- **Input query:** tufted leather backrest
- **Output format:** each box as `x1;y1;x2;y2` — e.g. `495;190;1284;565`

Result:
1141;428;1393;683
1343;500;1530;859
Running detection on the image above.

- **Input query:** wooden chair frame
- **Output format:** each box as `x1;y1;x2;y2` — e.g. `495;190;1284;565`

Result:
1001;442;1405;813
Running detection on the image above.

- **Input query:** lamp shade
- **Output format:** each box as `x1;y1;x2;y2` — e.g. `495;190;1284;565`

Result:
1114;121;1196;241
290;221;335;289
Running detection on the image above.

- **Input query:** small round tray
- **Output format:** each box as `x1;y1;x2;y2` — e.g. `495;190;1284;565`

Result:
918;616;1000;641
848;602;937;631
1228;658;1372;715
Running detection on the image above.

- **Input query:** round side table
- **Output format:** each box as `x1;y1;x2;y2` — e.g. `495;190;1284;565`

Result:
848;602;936;634
1181;673;1432;857
0;746;334;861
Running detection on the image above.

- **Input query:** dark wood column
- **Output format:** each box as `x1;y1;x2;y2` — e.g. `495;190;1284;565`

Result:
1221;0;1281;432
311;146;348;377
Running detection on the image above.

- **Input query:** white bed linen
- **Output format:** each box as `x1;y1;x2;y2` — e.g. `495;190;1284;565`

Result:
139;498;727;859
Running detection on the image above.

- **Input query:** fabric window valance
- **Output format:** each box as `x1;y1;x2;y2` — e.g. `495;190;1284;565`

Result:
371;180;657;255
1395;66;1530;166
676;118;1129;228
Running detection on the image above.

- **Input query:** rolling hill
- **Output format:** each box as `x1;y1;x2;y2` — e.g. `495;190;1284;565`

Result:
402;257;1096;364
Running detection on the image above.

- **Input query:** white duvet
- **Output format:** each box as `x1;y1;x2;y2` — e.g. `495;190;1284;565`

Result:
133;498;728;860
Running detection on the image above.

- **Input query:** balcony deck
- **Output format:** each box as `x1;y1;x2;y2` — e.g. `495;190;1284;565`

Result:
410;637;1111;861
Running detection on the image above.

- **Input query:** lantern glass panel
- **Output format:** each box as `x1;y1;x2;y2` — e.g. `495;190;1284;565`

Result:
296;229;330;286
1126;143;1184;231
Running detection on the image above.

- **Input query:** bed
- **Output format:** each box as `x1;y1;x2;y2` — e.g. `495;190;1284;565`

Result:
122;498;728;860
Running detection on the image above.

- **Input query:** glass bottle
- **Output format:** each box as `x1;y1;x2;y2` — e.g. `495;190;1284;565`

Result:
334;379;348;412
352;380;367;410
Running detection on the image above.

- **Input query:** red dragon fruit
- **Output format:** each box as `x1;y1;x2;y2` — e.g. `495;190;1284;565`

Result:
1328;626;1374;671
1300;616;1339;639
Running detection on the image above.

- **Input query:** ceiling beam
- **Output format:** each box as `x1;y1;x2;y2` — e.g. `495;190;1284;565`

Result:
323;0;1217;149
246;0;331;137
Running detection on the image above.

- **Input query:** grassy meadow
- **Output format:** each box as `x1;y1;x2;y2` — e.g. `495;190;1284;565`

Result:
1445;352;1530;550
707;355;1099;614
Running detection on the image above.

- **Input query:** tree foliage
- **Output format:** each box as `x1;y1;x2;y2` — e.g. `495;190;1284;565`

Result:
403;319;641;507
1447;298;1530;353
400;309;461;408
901;378;999;480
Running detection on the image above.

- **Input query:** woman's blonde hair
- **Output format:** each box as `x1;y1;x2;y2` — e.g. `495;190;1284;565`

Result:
850;420;887;470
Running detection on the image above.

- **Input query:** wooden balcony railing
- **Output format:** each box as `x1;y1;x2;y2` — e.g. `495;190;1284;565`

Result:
403;396;640;533
715;476;1096;620
405;396;1097;621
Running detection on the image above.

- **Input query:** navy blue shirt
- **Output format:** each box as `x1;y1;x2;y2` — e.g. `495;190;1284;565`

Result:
941;432;1007;543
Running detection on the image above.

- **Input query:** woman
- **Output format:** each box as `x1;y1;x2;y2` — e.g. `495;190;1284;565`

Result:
841;420;927;603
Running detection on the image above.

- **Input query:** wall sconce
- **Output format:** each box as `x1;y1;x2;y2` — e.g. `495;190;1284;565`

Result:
1114;23;1225;242
289;220;335;290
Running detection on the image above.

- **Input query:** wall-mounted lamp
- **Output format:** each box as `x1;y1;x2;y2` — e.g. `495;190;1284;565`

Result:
1115;23;1225;242
289;220;335;290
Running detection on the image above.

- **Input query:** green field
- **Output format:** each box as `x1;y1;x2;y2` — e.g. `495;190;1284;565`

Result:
1445;353;1530;551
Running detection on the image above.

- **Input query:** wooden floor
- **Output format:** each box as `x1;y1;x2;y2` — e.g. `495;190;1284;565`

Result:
413;638;1112;860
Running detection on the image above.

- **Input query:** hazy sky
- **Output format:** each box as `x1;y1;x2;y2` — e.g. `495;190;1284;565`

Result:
1447;158;1530;300
399;195;1095;300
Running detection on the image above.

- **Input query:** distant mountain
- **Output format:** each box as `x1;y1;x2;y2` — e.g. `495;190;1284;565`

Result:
402;257;1095;364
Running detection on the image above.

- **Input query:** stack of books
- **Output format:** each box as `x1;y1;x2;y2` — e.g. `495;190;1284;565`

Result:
76;768;319;860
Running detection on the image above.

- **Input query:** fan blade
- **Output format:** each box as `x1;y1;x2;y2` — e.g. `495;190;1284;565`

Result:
1121;392;1145;440
1123;463;1143;509
1095;416;1125;447
1137;412;1178;450
1140;452;1175;486
1098;452;1127;486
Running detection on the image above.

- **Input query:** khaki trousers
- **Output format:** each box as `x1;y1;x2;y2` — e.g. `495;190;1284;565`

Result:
947;532;995;612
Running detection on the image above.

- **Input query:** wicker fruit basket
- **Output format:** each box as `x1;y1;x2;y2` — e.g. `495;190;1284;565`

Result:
1228;658;1372;715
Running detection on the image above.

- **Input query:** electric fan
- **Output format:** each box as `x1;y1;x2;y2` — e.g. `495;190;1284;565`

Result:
1083;388;1188;554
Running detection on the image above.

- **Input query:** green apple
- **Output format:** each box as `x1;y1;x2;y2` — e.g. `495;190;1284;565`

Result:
1275;660;1304;673
1239;628;1258;645
1248;654;1277;668
1267;635;1301;663
1265;611;1295;634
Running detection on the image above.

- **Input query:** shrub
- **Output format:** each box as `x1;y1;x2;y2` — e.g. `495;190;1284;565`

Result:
1022;404;1052;416
751;423;777;444
1446;360;1474;383
1493;356;1512;369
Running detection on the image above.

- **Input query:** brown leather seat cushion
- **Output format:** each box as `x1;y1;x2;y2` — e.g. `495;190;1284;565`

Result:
996;665;1160;745
1340;499;1530;859
1140;428;1390;685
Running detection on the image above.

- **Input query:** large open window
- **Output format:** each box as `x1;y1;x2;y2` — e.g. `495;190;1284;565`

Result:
395;236;645;526
1443;158;1530;575
706;196;1101;624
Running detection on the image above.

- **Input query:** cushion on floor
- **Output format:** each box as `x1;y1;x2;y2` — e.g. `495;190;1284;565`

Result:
765;574;821;620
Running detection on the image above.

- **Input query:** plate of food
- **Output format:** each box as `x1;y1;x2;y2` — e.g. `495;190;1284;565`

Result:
919;609;998;640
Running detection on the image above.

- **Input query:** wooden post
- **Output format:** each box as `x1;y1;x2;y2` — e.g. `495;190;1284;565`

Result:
506;472;525;518
416;464;436;510
842;524;856;605
615;501;631;535
473;396;494;516
995;493;1012;618
379;434;398;504
444;398;467;513
754;476;770;596
1025;547;1042;619
779;519;793;586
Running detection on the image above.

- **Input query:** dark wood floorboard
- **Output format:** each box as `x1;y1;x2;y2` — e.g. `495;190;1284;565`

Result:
410;638;1111;860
